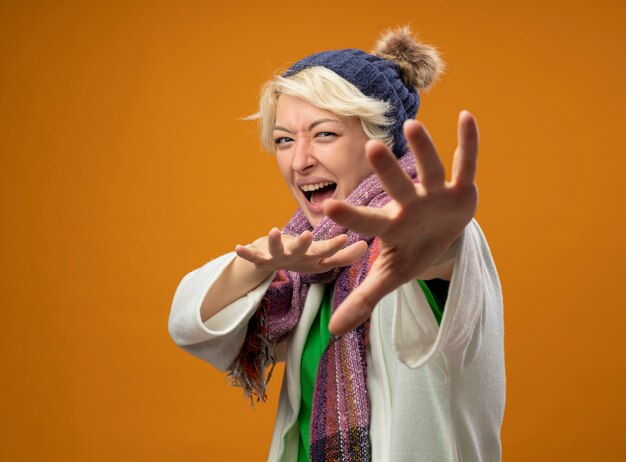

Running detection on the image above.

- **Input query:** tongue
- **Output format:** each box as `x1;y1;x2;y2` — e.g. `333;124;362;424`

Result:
311;186;336;204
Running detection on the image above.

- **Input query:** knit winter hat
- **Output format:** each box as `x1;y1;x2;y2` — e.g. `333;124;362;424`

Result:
283;27;445;157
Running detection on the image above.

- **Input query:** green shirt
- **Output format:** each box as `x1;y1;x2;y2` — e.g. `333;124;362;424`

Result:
297;281;446;461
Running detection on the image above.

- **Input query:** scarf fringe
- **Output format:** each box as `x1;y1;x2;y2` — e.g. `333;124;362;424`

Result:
226;300;277;407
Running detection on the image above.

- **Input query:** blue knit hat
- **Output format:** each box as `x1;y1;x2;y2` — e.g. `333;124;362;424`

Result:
283;49;418;157
282;27;444;158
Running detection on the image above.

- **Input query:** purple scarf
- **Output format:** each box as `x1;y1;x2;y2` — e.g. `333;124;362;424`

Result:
228;153;417;461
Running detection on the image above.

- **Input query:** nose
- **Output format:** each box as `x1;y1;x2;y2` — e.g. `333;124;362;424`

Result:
291;137;317;173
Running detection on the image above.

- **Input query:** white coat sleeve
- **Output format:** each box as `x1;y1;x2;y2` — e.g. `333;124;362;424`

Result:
168;252;274;371
392;219;502;376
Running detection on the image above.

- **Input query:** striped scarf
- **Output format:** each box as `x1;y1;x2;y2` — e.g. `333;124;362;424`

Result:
228;152;416;461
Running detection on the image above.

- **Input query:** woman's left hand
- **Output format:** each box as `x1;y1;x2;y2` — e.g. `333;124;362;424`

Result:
324;110;479;336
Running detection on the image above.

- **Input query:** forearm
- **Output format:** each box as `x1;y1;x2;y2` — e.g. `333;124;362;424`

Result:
200;255;274;322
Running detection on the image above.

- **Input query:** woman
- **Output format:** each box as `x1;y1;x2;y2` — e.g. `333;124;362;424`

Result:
169;27;505;461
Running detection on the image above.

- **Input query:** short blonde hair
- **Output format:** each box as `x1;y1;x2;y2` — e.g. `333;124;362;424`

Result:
248;67;395;153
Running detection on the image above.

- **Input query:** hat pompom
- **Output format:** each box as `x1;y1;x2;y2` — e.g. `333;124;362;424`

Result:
372;26;445;90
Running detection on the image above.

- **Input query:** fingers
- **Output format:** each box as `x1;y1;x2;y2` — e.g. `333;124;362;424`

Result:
404;119;446;192
289;230;314;254
328;267;398;336
319;240;368;270
235;229;359;273
234;229;313;266
311;234;349;258
451;110;479;187
267;227;284;254
234;244;263;264
365;140;417;206
324;199;391;236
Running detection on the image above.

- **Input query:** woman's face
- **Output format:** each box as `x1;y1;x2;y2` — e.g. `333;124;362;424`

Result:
273;94;373;226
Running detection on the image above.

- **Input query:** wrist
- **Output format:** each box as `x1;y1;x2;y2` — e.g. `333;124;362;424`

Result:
432;235;461;267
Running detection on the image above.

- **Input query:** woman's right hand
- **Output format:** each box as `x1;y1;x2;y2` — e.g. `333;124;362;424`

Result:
201;228;366;322
235;228;368;274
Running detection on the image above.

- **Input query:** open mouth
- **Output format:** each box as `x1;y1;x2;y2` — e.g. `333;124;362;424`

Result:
300;181;337;205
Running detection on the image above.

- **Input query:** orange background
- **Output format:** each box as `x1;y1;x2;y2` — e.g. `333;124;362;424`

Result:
1;0;624;460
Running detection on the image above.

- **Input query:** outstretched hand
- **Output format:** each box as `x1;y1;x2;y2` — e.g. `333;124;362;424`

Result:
325;111;479;336
235;228;368;275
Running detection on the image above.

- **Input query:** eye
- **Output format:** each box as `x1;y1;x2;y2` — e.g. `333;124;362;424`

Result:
315;131;337;139
273;136;293;146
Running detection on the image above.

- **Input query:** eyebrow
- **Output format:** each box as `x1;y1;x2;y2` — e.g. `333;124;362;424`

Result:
273;118;341;134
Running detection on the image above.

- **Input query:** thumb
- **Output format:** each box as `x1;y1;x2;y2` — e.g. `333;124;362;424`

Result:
328;268;398;336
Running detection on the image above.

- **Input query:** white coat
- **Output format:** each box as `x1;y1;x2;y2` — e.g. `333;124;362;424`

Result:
168;220;505;461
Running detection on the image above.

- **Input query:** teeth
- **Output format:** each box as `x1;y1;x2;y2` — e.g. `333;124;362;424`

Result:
300;181;335;192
